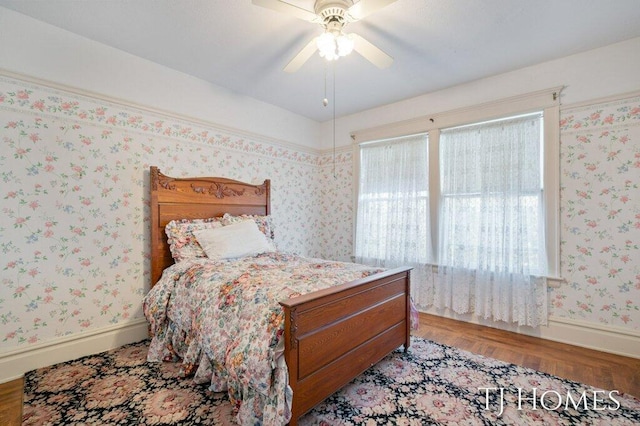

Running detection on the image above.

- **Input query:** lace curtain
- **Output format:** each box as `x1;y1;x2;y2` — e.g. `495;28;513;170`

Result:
435;114;548;327
355;134;433;307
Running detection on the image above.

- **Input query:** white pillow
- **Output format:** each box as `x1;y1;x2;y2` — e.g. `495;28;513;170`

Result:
193;219;275;260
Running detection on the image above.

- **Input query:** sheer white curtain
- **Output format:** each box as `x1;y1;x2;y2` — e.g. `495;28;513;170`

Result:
355;134;433;307
435;114;548;327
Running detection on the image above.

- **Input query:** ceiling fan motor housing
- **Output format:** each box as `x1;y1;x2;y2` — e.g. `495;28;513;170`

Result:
315;0;354;26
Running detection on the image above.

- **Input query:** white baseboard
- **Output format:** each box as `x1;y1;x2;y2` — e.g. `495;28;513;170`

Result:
421;308;640;359
538;316;640;359
0;318;149;384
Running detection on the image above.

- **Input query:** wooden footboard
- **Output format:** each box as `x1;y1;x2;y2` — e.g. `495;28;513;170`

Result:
280;266;412;425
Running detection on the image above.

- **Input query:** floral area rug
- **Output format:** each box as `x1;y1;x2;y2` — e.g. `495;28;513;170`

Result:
23;337;640;425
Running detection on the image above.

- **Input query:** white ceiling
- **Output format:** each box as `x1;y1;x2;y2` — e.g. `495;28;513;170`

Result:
2;0;640;122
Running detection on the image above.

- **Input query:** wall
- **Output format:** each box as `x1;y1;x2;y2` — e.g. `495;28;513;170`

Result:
326;37;640;356
0;71;332;364
316;147;355;261
322;37;640;151
559;95;640;329
0;7;333;381
1;6;638;381
0;6;321;149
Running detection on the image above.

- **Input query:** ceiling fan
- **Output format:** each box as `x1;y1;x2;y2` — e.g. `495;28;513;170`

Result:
252;0;397;72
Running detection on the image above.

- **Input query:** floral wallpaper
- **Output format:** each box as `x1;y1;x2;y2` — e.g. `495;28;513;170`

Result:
0;75;326;351
556;96;640;330
317;149;355;262
1;72;638;356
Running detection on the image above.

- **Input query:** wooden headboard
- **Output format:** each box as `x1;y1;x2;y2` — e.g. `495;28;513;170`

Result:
149;166;271;286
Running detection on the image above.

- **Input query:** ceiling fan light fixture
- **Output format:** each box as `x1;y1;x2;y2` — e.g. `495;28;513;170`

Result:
337;33;354;56
316;31;354;61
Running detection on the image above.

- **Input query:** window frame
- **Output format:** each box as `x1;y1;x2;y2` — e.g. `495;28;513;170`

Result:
351;87;562;279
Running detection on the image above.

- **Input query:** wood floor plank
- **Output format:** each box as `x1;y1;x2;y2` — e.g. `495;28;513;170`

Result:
414;312;640;398
0;377;23;426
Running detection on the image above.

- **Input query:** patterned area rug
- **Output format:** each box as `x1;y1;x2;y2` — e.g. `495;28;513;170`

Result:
23;337;640;425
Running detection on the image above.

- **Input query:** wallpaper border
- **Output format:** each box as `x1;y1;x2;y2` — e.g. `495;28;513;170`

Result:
0;68;323;159
561;89;640;112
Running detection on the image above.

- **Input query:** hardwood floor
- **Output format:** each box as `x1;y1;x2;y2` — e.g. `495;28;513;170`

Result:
0;376;22;426
414;313;640;398
1;312;638;425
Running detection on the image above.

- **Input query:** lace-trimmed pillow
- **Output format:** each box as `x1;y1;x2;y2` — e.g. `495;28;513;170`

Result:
193;219;275;260
221;213;276;242
165;217;224;262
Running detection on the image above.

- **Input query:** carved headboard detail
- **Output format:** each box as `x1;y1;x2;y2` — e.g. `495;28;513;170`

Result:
149;166;270;286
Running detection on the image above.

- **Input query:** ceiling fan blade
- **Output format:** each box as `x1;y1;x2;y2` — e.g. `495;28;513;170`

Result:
252;0;319;22
350;33;393;69
284;37;319;73
348;0;398;21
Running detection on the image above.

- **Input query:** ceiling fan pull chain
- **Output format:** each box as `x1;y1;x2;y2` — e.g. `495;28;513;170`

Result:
323;63;329;107
333;61;336;179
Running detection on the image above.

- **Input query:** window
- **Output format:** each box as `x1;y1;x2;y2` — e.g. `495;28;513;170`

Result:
438;113;546;276
352;88;560;326
355;134;431;267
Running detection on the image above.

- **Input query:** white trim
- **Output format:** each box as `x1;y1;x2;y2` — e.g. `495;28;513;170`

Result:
0;318;149;384
350;86;563;143
544;104;561;277
421;308;640;359
546;275;565;288
318;143;352;157
352;143;361;254
428;129;440;260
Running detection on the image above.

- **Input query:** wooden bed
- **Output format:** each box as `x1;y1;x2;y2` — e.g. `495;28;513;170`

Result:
149;166;412;425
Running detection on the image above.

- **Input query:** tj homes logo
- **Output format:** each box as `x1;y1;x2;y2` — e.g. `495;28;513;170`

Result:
479;387;621;416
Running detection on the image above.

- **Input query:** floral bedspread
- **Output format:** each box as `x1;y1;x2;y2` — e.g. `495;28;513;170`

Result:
143;251;384;425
